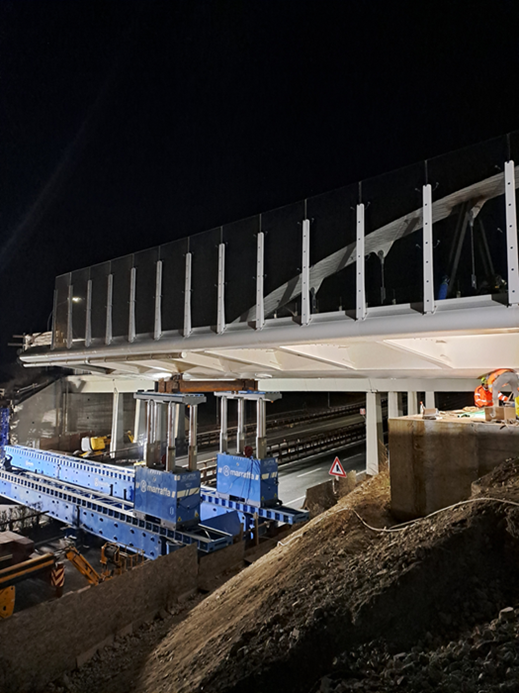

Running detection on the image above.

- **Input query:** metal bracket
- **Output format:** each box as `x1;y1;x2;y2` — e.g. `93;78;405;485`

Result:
128;267;137;343
256;231;265;329
217;243;226;334
423;183;435;313
85;279;92;347
183;252;192;338
154;260;163;340
505;161;519;306
301;219;311;325
105;274;113;345
356;203;366;320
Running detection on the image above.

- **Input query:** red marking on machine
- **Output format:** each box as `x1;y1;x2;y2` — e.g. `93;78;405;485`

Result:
329;457;347;477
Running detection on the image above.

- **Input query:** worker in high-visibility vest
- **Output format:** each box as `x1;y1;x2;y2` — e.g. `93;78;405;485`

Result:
474;369;519;408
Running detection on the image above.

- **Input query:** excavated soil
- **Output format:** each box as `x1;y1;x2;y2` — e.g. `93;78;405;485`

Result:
64;459;519;693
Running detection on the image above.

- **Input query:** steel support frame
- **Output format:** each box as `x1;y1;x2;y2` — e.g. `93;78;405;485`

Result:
217;242;226;334
256;231;265;330
66;284;73;349
407;391;418;415
301;219;311;326
154;259;163;340
201;489;309;525
356;203;366;320
105;274;114;345
505;161;519;306
128;267;137;343
423;183;435;313
366;391;382;475
219;396;228;453
183;252;193;338
85;279;92;347
0;469;230;557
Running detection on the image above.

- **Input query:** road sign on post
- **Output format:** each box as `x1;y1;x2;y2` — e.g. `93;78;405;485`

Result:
329;457;347;477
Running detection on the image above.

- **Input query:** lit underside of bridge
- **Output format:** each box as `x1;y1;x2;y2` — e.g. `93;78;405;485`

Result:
18;133;519;472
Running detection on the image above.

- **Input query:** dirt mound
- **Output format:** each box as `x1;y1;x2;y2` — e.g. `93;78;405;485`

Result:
133;462;519;693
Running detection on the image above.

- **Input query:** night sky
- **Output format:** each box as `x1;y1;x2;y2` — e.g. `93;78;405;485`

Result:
1;0;518;371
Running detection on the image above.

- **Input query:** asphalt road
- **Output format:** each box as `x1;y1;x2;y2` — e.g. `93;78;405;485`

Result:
278;442;366;508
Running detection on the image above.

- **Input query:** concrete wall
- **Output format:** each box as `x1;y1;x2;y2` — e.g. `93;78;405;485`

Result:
390;415;519;520
0;544;198;693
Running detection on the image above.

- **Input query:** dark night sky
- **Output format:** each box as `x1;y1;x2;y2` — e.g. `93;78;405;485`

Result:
1;0;518;368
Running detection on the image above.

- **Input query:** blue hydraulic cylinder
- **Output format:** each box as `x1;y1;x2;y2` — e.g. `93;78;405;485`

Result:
216;453;278;507
134;466;200;528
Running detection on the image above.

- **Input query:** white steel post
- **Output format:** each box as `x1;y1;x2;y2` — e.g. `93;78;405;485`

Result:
301;219;311;326
256;399;267;460
183;252;192;337
110;390;124;459
217;242;226;334
505;161;519;306
388;391;399;419
425;391;436;410
166;402;178;472
51;288;58;350
128;266;137;343
366;392;381;475
85;279;92;347
154;260;163;340
188;405;198;471
105;274;113;345
219;397;228;453
356;203;366;320
256;231;265;329
237;398;246;454
423;183;435;313
407;391;418;415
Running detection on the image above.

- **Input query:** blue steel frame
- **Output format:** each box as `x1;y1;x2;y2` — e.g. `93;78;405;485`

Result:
201;487;309;525
5;445;135;501
0;468;231;557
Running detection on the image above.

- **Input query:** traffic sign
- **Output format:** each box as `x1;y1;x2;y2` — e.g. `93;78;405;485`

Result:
329;457;347;477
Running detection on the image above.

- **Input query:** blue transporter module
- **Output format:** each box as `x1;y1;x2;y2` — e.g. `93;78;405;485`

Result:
216;453;278;507
134;466;201;528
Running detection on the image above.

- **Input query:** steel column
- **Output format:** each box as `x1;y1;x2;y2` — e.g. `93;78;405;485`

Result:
133;397;144;449
217;242;226;334
425;391;436;409
110;390;124;459
237;399;246;454
188;404;198;471
256;399;267;459
301;219;311;326
505;161;519;306
128;266;137;343
219;396;228;453
256;230;265;330
145;400;153;466
356;203;366;320
366;392;382;475
105;274;113;345
388;391;399;419
407;391;418;415
423;183;434;313
154;260;163;340
85;279;92;348
166;402;178;472
183;252;193;338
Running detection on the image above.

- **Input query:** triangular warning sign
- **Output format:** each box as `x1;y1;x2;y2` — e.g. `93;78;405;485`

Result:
329;457;347;477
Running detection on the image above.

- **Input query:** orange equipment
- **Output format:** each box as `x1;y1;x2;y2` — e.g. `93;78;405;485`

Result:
474;369;519;408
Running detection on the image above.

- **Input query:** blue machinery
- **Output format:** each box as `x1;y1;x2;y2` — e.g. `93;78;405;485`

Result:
0;393;309;559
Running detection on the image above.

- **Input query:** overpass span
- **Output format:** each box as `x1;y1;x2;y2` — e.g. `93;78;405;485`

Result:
18;132;519;472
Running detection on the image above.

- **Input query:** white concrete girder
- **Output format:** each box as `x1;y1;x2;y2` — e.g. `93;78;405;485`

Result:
277;344;356;370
